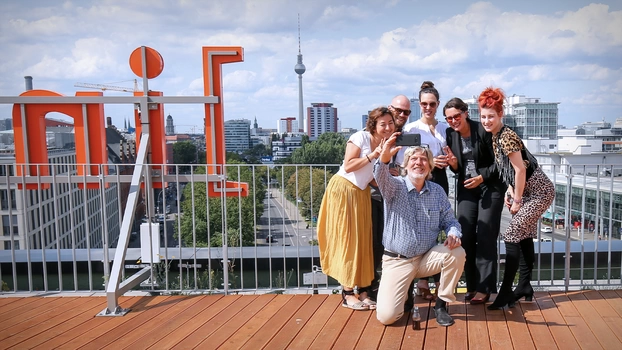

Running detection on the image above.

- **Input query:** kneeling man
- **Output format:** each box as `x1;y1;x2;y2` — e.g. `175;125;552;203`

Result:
373;137;465;327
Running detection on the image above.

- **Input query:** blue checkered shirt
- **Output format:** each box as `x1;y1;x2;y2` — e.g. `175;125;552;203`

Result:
373;161;462;258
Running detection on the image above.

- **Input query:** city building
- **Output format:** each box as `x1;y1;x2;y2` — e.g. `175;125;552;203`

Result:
464;94;559;139
277;117;299;135
339;128;357;140
0;148;121;251
165;114;175;135
408;97;421;124
307;103;338;139
224;119;251;153
361;114;368;130
272;135;303;161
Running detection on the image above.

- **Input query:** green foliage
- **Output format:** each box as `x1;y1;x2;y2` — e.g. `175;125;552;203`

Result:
284;167;334;220
172;141;198;165
175;162;267;247
290;132;346;165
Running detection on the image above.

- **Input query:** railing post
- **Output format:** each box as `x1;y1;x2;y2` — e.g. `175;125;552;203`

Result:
564;171;573;292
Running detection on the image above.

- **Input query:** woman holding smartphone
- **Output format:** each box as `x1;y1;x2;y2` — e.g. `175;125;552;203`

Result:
444;97;506;305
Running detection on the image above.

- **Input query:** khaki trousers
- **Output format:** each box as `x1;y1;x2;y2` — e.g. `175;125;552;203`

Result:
376;244;466;325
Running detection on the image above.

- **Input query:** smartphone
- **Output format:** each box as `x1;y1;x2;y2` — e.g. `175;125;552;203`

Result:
395;133;421;146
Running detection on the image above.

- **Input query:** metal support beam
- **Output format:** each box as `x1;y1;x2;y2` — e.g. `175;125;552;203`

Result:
99;133;151;317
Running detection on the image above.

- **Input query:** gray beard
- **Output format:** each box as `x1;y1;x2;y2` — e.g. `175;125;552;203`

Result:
407;171;426;184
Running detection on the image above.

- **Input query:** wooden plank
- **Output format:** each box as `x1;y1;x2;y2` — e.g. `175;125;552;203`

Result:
551;292;603;350
78;296;186;350
376;310;408;350
485;303;513;350
0;297;92;348
567;291;622;349
201;294;276;348
30;296;149;350
149;295;241;350
447;299;468;350
466;299;491;350
238;294;312;350
308;296;357;349
392;298;430;350
261;294;328;350
0;297;33;317
584;291;622;343
600;290;622;318
50;296;169;349
169;295;256;349
100;296;206;350
514;297;552;350
198;294;280;349
533;292;580;350
217;294;299;349
332;305;372;350
0;297;22;309
425;304;448;349
356;310;387;350
6;297;108;349
287;294;340;349
0;297;73;337
122;295;223;350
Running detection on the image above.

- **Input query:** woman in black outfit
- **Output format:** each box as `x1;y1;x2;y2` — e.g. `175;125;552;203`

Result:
444;98;506;305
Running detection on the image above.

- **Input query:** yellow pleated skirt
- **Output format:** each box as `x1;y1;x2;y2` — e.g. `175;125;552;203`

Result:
317;174;374;288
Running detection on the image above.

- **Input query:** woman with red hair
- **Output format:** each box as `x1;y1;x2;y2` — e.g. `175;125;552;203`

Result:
478;87;554;310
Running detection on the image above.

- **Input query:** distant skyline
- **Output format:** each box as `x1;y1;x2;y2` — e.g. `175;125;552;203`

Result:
1;1;621;133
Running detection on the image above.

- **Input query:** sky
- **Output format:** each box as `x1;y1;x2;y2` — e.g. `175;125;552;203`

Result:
1;0;621;133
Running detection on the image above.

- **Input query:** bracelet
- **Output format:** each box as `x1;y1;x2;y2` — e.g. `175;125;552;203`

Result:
511;198;523;205
366;155;372;163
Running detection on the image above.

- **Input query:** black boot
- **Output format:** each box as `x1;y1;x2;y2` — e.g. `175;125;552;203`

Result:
488;242;519;310
514;238;534;302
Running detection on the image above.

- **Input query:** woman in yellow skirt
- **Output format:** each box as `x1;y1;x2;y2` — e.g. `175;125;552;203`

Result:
318;107;396;310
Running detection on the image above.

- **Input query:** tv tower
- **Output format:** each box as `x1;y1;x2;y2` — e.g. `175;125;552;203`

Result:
294;14;306;134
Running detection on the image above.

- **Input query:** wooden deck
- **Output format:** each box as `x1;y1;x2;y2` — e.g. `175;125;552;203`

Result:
1;290;622;349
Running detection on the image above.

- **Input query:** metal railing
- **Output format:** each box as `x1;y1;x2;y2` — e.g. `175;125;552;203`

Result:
0;162;621;307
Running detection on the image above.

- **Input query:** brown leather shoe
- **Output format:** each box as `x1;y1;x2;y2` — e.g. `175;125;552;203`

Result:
469;293;490;305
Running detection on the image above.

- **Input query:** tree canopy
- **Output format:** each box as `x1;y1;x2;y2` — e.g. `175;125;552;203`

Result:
175;161;267;247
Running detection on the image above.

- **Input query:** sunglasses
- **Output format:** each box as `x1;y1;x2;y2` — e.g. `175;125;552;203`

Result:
390;105;411;116
445;112;463;122
420;102;438;108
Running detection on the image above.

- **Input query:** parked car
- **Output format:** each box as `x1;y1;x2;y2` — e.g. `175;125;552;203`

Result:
541;226;553;233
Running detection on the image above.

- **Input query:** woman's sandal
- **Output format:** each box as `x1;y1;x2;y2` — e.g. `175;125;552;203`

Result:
358;287;377;310
416;285;437;301
342;289;369;311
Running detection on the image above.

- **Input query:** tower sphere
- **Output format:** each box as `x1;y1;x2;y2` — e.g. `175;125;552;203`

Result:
295;62;306;74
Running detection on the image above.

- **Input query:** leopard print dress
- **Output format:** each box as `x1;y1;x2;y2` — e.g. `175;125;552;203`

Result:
493;126;555;243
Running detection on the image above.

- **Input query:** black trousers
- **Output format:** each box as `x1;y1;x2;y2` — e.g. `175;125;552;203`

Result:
371;197;384;290
458;186;504;294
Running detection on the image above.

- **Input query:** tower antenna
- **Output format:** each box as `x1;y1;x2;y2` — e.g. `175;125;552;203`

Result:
294;14;306;134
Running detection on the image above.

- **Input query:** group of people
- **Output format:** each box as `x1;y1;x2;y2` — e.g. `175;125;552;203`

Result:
317;82;555;327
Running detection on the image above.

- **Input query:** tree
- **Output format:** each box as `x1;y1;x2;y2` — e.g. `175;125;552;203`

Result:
290;132;345;165
172;141;198;173
175;162;267;247
284;167;334;220
173;141;198;164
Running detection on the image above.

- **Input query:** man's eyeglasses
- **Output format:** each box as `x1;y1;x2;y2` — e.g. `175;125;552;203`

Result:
445;112;463;123
420;102;438;108
390;105;411;116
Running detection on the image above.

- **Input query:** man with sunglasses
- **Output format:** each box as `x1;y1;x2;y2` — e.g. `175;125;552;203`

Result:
373;137;465;327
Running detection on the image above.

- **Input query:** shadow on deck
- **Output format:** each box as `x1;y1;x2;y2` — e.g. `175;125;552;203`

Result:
1;290;621;349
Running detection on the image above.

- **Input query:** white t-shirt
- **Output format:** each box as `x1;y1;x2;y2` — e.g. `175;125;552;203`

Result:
402;119;449;158
336;130;374;190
